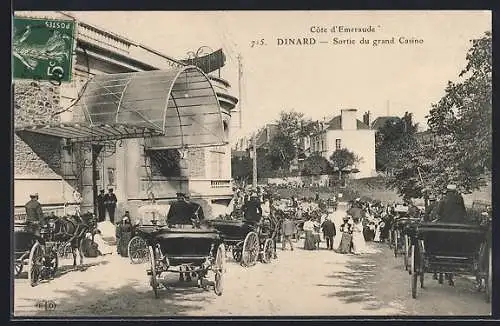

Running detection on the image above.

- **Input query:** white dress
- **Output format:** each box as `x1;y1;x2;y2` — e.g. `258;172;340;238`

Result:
351;222;367;254
374;220;381;242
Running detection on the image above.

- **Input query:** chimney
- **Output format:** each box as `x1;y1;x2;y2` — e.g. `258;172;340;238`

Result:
341;109;357;130
363;111;371;127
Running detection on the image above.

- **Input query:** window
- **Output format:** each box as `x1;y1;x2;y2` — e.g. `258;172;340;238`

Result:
335;139;341;150
321;140;325;151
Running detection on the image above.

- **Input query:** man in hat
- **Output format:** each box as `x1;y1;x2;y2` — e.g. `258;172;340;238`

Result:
96;189;106;222
104;188;118;224
321;209;337;250
167;192;193;225
25;193;44;235
436;184;466;223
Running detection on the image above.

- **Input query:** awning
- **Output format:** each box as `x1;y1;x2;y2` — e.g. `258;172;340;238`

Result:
15;66;228;148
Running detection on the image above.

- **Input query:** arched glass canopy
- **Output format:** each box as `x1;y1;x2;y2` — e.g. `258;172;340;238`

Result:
16;66;228;149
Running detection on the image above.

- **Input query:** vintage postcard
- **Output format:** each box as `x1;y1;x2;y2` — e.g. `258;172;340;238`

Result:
12;10;492;318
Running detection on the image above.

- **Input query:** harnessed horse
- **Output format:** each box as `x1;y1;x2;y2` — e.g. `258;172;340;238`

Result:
50;212;99;269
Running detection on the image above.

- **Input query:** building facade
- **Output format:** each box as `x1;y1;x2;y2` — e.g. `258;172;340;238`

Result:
14;12;238;220
308;109;376;179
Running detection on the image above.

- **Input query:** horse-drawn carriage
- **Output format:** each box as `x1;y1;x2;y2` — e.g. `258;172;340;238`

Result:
206;217;278;267
142;225;225;298
14;222;59;287
408;221;492;302
14;213;98;286
127;204;170;264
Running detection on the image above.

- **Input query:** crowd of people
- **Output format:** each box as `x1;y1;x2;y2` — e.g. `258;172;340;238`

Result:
225;183;491;256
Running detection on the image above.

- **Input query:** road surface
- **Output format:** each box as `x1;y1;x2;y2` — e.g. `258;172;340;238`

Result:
14;240;490;317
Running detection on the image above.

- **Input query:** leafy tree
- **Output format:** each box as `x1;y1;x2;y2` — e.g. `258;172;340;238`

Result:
329;148;362;180
375;112;419;172
302;153;332;176
388;31;492;198
276;110;305;143
266;133;296;171
231;156;252;182
425;31;491;193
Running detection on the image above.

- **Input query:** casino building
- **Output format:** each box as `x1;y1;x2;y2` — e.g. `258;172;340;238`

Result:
13;11;239;220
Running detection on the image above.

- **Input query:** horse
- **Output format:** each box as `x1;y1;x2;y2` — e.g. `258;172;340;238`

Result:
49;212;99;269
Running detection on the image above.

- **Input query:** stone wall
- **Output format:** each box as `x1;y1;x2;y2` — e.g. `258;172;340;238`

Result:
14;81;62;177
188;148;206;178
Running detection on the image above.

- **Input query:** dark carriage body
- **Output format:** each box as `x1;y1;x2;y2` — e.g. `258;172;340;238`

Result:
146;225;226;298
206;219;255;244
152;227;222;265
417;222;487;272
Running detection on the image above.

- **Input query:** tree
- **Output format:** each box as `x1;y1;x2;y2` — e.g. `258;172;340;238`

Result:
302;153;332;176
266;133;296;171
425;31;492;193
329;148;362;180
387;31;492;198
375;112;419;172
276;110;305;143
231;156;252;182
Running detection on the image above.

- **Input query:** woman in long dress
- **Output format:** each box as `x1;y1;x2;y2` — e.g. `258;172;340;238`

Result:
337;216;353;254
374;218;382;242
352;217;368;254
303;218;316;250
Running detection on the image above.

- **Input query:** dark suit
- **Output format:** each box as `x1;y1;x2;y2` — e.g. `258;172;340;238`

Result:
321;219;336;250
167;200;194;225
104;193;118;223
97;194;106;221
437;191;466;223
243;197;262;223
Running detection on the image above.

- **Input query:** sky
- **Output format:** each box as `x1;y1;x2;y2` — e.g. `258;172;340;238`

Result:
33;11;493;141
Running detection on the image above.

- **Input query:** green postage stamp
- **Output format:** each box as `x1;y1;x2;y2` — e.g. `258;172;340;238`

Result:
12;17;76;83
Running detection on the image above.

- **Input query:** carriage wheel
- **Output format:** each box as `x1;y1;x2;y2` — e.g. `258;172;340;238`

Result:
486;246;492;303
128;236;148;264
214;244;225;296
261;239;274;264
28;242;44;287
241;232;259;267
148;246;159;299
410;244;417;299
403;235;409;272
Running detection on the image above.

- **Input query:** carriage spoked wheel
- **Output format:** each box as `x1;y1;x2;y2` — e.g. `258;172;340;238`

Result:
214;244;225;296
148;246;159;299
28;241;44;287
261;239;274;264
241;232;259;267
403;235;409;272
128;236;148;264
410;244;418;299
